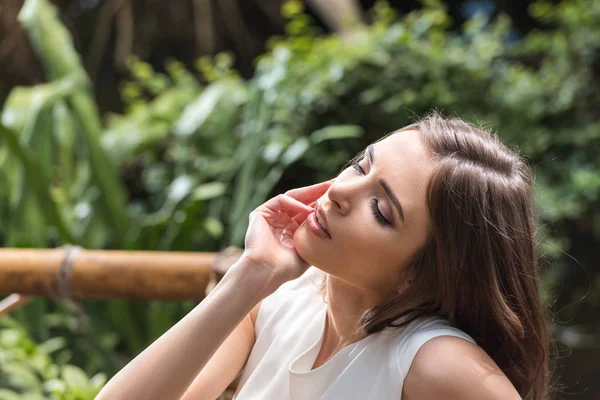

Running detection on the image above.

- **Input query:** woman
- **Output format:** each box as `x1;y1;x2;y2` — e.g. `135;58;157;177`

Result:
96;113;551;400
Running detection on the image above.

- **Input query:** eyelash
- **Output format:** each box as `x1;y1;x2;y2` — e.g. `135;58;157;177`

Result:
351;159;390;226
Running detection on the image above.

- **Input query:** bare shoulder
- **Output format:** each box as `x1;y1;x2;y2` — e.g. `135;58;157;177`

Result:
402;335;521;400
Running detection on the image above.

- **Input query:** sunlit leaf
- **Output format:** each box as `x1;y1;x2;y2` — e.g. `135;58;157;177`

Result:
174;79;247;137
203;217;224;239
191;182;227;201
309;125;363;144
61;365;89;389
0;389;21;400
281;137;309;166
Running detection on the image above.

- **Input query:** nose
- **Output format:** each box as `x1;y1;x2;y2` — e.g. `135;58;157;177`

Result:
326;178;352;215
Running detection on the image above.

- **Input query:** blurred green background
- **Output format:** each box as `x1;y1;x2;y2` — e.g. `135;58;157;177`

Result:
0;0;598;398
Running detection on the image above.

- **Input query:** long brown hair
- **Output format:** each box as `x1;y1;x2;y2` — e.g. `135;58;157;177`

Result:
359;112;552;399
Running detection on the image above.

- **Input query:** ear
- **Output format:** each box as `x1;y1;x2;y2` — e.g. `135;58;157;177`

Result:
397;263;416;294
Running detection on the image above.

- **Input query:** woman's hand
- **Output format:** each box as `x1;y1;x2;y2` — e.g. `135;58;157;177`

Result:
239;180;333;296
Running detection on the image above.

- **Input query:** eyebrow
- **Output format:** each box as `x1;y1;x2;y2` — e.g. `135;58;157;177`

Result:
367;145;406;223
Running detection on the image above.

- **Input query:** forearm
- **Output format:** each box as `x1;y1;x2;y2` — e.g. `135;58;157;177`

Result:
95;259;266;400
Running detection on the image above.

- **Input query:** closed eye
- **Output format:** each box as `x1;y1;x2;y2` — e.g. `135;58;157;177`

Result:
350;158;391;226
352;158;365;175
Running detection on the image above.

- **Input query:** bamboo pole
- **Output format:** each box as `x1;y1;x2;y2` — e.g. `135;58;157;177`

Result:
0;247;242;302
0;294;33;315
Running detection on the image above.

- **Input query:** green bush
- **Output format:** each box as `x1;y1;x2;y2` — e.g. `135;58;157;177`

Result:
0;317;105;400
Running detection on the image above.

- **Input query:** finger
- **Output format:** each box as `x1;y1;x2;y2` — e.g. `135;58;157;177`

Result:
284;180;333;204
280;219;300;248
285;180;332;202
289;200;316;223
285;217;300;233
293;212;308;225
262;194;313;216
280;229;294;248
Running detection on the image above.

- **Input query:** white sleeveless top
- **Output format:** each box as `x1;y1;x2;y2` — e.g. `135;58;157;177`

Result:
233;267;475;400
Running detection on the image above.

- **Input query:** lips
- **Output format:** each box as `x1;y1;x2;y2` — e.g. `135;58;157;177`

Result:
315;203;330;236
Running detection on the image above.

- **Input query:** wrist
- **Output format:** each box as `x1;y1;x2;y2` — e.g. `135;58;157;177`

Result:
224;255;280;301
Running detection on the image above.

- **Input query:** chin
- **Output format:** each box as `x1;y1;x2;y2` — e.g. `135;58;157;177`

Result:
293;225;333;273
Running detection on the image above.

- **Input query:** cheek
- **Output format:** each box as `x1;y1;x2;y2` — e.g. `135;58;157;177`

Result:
334;223;391;265
292;223;315;262
342;225;413;266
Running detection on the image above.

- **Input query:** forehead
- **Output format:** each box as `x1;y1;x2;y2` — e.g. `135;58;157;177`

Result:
373;130;436;221
375;129;429;160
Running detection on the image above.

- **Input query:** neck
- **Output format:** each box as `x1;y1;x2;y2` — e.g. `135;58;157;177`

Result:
321;273;385;350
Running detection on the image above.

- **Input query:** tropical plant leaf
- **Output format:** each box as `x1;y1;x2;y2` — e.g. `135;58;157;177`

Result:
18;0;130;243
174;78;248;137
0;123;76;243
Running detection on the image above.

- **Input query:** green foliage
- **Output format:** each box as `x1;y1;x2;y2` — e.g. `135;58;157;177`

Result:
0;317;105;400
17;0;130;243
1;0;599;390
0;124;75;243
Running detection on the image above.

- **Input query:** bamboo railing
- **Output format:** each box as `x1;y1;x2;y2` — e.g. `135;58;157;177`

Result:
0;246;243;317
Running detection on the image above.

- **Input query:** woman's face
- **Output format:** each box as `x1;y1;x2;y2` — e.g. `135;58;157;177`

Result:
294;130;436;294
